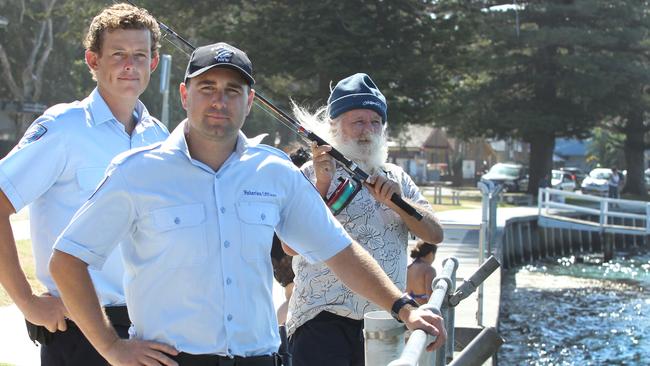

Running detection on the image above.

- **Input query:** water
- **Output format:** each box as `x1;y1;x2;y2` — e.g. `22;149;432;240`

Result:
498;251;650;365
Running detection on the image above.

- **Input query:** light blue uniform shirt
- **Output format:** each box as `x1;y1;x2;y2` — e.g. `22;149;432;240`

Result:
0;88;168;305
55;121;352;356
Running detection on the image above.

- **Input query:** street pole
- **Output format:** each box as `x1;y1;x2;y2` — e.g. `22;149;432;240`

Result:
159;54;172;128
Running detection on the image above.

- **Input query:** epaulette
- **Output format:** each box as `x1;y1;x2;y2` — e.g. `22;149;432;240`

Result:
111;142;163;165
252;143;291;162
41;101;82;119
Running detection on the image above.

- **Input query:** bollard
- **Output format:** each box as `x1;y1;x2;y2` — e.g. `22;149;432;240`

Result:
364;311;406;366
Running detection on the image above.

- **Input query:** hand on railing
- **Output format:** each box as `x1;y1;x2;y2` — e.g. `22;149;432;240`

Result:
401;307;447;352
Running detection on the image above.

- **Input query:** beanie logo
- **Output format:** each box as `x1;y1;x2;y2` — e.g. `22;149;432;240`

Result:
214;49;233;63
362;100;382;108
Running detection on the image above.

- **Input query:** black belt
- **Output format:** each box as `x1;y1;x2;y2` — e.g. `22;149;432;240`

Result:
104;305;130;327
173;352;282;366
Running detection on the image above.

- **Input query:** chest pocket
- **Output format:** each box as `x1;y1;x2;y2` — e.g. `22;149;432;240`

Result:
150;203;207;269
236;202;280;262
76;167;106;194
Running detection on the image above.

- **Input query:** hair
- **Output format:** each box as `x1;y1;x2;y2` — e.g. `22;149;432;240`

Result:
83;3;161;55
410;241;438;259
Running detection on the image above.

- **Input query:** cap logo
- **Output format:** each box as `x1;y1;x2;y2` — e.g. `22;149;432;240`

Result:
214;48;233;63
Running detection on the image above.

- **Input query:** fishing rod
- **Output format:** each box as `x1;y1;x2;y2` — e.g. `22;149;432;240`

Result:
130;1;423;221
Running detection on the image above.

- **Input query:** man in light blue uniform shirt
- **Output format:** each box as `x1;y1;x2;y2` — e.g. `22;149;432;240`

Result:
0;4;168;365
50;42;446;366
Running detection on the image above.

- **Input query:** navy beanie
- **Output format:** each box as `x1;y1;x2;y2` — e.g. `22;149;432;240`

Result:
327;73;387;123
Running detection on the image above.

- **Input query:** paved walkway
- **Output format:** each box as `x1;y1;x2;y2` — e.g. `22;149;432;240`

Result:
0;206;538;365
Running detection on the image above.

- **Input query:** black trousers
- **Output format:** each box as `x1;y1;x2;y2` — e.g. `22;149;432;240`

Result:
289;311;364;366
172;353;282;366
40;306;130;366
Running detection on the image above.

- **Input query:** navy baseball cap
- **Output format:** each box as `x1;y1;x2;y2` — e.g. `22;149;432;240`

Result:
184;42;254;85
327;73;387;123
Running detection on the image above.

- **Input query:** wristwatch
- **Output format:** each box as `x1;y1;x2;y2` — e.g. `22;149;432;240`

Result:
390;293;419;323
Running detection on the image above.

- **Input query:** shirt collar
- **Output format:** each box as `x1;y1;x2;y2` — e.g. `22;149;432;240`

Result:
85;88;151;127
162;120;259;162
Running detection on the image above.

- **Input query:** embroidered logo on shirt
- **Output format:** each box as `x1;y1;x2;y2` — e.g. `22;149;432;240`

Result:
243;190;277;197
17;123;47;149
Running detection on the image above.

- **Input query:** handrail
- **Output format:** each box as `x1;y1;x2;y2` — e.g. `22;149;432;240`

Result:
538;188;650;234
387;258;458;366
386;256;501;366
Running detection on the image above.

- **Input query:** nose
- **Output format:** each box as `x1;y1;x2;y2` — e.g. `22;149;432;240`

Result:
360;120;377;133
210;90;227;108
123;55;134;71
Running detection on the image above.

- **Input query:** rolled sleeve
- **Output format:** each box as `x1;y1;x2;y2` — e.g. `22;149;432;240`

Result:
54;237;109;270
0;169;26;212
277;169;352;263
54;166;136;269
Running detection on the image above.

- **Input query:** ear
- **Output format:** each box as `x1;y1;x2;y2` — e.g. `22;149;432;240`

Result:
150;51;160;72
245;88;255;116
179;82;188;110
85;50;98;71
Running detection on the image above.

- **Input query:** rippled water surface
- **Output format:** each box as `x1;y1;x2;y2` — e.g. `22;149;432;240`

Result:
498;252;650;365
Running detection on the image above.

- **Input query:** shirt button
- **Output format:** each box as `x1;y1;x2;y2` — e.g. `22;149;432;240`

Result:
174;217;181;225
224;241;230;248
227;314;233;321
261;213;266;221
226;278;232;285
220;207;226;214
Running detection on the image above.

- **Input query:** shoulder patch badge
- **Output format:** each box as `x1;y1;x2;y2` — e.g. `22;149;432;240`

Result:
17;123;48;149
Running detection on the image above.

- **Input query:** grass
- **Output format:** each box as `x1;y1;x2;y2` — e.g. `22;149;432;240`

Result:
0;239;45;307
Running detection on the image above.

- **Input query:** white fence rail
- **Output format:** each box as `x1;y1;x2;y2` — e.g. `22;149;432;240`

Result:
537;188;650;235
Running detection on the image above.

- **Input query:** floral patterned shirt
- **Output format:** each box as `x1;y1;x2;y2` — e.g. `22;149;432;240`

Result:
286;162;433;335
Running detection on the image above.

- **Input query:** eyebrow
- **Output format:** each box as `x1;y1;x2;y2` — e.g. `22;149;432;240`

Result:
196;79;245;89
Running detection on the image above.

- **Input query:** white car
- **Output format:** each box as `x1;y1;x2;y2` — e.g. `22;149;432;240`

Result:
551;170;577;191
581;168;613;196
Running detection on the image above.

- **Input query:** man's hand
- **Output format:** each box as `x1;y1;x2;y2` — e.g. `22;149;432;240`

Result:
400;306;447;352
103;338;179;366
20;293;69;333
365;173;402;206
310;141;336;197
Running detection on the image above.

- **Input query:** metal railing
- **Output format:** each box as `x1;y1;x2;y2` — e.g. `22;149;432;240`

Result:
538;188;650;235
364;256;502;366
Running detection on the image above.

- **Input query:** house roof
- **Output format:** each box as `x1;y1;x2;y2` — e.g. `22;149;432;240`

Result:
387;124;436;148
386;124;457;150
555;138;588;157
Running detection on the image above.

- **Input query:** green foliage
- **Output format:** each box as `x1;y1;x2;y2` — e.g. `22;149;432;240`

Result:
586;127;624;168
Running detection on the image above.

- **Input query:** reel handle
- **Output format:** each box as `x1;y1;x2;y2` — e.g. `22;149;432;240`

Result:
307;132;423;221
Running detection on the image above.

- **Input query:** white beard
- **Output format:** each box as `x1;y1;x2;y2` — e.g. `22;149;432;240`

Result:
328;124;388;174
290;103;388;174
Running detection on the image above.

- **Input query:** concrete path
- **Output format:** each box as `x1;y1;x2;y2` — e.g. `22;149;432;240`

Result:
0;206;539;365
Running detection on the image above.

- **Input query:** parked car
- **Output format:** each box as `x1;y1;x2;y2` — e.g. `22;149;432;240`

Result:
559;167;586;187
481;163;529;192
581;168;613;196
551;170;577;191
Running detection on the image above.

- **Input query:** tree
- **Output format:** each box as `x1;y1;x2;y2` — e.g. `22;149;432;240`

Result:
0;0;58;135
207;0;463;142
432;0;649;196
583;1;650;196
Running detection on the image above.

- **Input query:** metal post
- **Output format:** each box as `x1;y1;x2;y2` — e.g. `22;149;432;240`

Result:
364;311;405;366
159;54;172;127
446;327;504;366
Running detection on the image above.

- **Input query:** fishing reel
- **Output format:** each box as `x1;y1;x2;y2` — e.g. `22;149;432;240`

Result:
326;176;363;216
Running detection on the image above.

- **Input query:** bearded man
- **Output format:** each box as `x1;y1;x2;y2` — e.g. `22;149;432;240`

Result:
286;73;444;366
